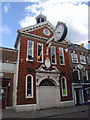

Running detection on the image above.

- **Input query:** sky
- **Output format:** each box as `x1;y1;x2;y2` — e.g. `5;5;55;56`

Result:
0;0;90;49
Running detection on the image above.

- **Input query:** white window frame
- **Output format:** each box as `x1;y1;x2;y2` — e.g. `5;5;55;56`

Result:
61;77;67;96
26;74;33;98
27;40;34;61
71;53;78;63
82;70;88;81
73;69;80;80
59;47;65;65
80;55;86;64
86;89;90;101
51;46;56;64
37;43;43;63
87;56;90;64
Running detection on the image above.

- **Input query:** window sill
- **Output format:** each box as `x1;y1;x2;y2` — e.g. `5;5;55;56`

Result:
72;62;78;63
52;63;57;65
60;64;65;66
26;58;34;62
80;62;86;64
26;96;33;98
37;61;43;63
62;95;67;97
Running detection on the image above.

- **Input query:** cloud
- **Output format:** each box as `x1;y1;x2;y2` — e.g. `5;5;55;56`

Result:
3;3;10;13
19;0;88;47
0;25;11;34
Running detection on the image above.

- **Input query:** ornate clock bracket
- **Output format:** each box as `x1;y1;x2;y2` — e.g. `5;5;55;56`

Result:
45;21;68;68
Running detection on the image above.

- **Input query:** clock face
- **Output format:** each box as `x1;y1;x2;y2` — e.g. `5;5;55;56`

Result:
54;22;67;42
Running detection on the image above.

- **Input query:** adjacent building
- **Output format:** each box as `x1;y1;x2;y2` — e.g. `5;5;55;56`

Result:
0;47;17;109
68;44;90;105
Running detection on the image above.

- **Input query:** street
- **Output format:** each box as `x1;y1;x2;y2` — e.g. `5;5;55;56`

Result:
1;104;89;119
47;110;89;118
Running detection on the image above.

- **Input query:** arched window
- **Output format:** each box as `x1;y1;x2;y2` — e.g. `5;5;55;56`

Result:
26;75;33;98
61;77;67;96
39;79;55;86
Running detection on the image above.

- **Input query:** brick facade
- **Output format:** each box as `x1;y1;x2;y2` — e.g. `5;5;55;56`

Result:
17;31;73;105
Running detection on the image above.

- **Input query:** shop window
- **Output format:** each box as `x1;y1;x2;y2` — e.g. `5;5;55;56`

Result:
51;46;56;64
26;75;33;98
80;55;86;64
61;77;67;96
71;53;78;63
27;40;34;61
37;43;43;62
59;47;65;65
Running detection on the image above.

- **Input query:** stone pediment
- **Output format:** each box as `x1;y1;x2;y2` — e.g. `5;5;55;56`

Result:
35;64;60;74
18;21;55;39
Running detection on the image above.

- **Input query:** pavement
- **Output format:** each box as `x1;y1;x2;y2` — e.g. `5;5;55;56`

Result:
1;104;90;119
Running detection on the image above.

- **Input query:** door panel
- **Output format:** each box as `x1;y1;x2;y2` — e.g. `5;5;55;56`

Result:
39;86;57;109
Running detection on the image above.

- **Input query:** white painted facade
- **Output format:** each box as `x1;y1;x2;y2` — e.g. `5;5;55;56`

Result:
0;63;16;73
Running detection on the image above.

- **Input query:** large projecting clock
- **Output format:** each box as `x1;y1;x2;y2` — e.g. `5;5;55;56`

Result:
54;22;68;42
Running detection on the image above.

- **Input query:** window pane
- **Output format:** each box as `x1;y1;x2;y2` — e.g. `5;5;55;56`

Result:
87;56;90;64
80;55;86;64
87;89;90;100
59;48;64;65
28;40;34;60
38;43;43;62
61;78;67;96
62;78;65;89
27;76;32;97
71;53;78;63
82;70;87;81
51;46;56;64
73;70;80;81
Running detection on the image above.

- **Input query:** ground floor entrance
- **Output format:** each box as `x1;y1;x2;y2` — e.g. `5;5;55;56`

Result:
1;78;11;109
73;86;84;105
38;78;60;109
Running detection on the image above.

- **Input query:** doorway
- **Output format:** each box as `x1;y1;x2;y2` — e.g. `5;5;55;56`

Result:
75;88;83;105
2;78;11;109
38;78;59;109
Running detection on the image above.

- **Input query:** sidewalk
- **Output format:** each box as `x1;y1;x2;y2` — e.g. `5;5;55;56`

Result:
2;104;89;119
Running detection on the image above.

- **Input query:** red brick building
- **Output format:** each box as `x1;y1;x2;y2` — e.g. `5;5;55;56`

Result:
13;14;74;111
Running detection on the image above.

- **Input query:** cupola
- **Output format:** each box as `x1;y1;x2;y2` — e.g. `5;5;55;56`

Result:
36;14;47;24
